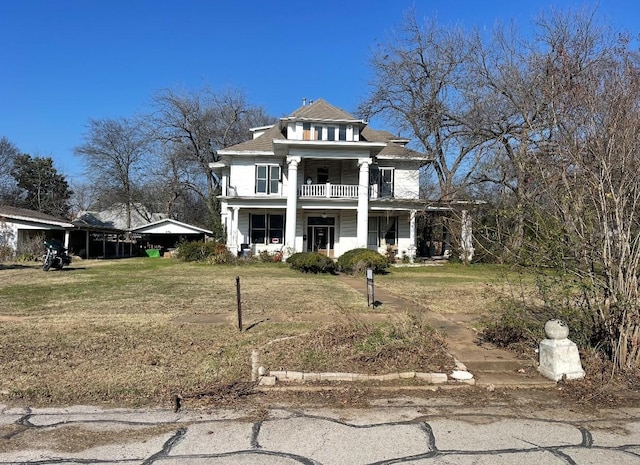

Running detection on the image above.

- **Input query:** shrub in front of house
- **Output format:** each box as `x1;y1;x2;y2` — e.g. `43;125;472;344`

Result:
337;248;389;274
176;240;234;263
287;252;336;274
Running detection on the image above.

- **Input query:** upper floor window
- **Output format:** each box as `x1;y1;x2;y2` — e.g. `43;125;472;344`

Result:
379;168;394;198
298;123;350;141
338;124;347;141
313;125;323;140
256;164;281;194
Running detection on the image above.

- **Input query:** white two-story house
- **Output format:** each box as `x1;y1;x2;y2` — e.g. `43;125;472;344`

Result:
211;99;429;260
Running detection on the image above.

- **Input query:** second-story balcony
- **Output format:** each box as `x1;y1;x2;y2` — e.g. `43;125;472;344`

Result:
299;183;359;198
299;183;392;199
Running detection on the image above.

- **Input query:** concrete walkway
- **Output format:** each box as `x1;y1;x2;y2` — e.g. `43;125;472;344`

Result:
337;273;556;389
2;401;640;464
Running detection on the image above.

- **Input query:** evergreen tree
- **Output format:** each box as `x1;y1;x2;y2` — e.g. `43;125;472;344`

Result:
10;154;72;217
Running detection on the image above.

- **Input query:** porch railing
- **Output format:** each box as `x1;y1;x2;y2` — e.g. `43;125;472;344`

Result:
299;183;359;198
298;183;392;199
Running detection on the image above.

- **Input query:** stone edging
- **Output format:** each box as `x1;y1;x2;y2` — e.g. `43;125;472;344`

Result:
258;370;475;386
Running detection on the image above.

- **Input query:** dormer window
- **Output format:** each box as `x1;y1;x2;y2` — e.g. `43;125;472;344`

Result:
296;122;355;141
313;125;323;140
338;125;347;141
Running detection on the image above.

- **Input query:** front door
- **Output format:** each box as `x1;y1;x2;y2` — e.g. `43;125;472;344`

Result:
306;217;335;257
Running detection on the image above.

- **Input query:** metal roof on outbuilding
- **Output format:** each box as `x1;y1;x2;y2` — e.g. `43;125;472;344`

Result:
129;218;213;235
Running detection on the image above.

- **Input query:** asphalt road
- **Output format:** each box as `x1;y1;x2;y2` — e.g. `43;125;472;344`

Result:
2;395;639;464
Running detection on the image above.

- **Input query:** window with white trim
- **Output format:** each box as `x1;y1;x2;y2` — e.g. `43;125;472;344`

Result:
381;216;397;245
367;216;398;247
255;164;281;194
379;168;394;198
250;213;284;244
367;217;378;247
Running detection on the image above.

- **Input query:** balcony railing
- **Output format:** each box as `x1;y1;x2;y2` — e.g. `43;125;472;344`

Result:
298;183;394;199
299;183;359;198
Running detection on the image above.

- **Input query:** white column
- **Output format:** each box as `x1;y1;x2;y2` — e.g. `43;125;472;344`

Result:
221;171;228;197
357;158;371;248
409;210;417;263
285;157;300;254
63;230;70;250
226;207;239;256
460;209;474;264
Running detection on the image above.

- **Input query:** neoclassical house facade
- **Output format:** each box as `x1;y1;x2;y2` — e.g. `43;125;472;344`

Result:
211;99;431;260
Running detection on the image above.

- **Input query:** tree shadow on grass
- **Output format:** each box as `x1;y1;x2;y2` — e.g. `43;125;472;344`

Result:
0;263;40;270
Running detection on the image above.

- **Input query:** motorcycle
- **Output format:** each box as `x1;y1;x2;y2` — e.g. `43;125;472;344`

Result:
42;239;72;271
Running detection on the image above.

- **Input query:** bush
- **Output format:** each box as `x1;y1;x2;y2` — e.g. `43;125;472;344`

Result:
16;232;45;262
480;305;542;350
0;244;14;262
258;249;284;262
287;252;336;274
336;248;389;274
176;240;234;263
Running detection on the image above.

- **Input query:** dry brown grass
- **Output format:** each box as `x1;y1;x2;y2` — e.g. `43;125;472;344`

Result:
0;259;508;407
373;263;523;316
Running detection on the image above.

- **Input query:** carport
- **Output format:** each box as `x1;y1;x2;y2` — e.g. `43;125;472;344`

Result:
130;218;213;256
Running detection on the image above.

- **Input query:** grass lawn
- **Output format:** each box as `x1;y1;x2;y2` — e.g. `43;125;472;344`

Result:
0;258;510;407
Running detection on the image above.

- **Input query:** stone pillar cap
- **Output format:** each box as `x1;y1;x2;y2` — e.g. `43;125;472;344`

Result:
544;319;570;340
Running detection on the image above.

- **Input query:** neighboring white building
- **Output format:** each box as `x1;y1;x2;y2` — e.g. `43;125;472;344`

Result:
0;205;74;255
212;99;429;260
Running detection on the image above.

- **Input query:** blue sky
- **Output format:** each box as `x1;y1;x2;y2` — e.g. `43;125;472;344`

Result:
2;1;638;182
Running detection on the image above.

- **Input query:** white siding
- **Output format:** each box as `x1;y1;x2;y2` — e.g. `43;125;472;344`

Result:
394;166;420;199
237;212;250;246
340;160;359;185
230;158;257;197
230;157;286;197
396;213;413;253
337;210;358;256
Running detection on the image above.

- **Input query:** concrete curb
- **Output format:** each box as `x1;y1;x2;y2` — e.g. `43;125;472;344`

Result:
260;370;474;386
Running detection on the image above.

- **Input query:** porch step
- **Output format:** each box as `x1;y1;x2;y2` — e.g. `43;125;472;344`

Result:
473;370;556;388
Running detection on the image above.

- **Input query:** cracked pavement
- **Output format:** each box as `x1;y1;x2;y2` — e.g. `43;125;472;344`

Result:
1;398;640;464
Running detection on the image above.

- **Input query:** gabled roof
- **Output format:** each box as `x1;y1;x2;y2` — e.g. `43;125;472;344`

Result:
286;98;364;123
361;127;427;160
72;212;125;232
129;218;212;235
220;124;285;153
0;205;75;228
74;205;166;230
216;98;430;162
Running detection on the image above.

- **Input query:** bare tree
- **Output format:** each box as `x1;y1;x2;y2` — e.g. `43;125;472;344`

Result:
524;9;640;370
151;87;274;195
149;86;275;237
74;117;152;230
0;137;19;202
69;181;101;216
359;12;488;201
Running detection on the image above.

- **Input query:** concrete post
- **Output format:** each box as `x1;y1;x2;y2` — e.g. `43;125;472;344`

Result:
538;319;585;381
